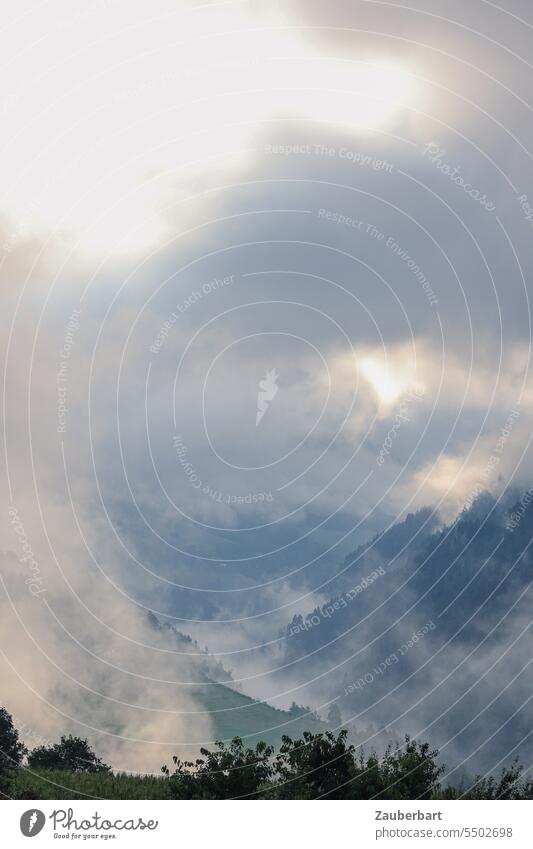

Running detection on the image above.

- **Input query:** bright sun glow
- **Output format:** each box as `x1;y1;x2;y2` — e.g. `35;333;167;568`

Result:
360;357;424;406
0;0;419;255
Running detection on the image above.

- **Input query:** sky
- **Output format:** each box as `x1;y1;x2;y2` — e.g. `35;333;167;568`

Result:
1;0;533;771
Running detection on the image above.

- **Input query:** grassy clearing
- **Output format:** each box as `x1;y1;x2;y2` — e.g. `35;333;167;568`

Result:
197;683;327;748
12;768;172;800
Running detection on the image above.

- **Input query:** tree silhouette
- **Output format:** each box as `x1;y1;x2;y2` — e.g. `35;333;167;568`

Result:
27;735;110;773
0;707;27;773
0;707;27;796
163;737;274;799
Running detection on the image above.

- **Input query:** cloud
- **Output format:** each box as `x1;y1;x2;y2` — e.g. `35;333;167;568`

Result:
2;0;533;773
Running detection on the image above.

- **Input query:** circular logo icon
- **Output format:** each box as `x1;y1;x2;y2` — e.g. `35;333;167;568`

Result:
20;809;46;837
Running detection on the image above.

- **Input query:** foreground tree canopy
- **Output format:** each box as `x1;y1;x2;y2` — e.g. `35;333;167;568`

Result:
161;730;444;799
27;735;111;774
2;707;533;800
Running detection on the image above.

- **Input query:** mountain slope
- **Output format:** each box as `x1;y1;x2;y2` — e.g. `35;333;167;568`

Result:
277;493;533;774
